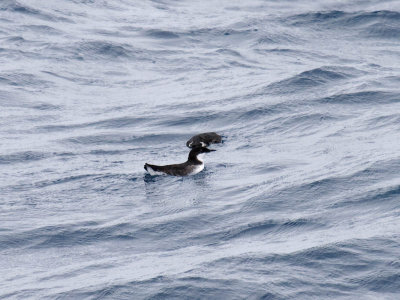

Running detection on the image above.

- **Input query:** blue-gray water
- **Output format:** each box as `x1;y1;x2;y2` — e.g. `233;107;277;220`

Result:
1;0;400;299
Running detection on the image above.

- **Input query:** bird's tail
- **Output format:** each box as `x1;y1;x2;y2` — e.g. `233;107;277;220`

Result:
144;163;164;175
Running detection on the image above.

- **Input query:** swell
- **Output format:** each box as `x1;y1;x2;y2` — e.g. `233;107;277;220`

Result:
243;158;400;213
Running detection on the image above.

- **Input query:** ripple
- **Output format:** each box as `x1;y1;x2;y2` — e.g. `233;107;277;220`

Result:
0;151;50;165
33;174;97;189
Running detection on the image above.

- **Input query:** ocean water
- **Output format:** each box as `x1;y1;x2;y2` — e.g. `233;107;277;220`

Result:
1;0;400;298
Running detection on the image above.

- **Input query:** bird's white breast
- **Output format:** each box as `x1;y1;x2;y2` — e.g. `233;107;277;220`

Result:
188;163;204;175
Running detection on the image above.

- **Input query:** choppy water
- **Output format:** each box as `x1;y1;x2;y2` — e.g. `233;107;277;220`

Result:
1;0;400;299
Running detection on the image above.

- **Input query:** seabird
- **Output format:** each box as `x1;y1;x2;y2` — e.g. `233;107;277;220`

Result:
186;132;222;148
144;146;215;176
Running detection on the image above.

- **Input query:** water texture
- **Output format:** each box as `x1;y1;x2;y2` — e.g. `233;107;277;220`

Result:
1;0;400;299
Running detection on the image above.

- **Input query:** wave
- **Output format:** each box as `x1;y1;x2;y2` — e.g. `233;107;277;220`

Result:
0;212;212;251
64;132;190;145
204;218;323;243
333;184;400;208
43;40;187;64
140;25;284;47
72;41;139;61
200;235;400;298
145;29;180;39
364;22;400;39
49;276;241;300
47;235;400;299
288;10;400;27
0;221;132;250
258;66;359;95
318;91;400;105
4;172;139;194
0;0;73;23
0;72;54;88
0;90;61;110
42;41;153;63
4;174;95;192
366;114;400;130
243;158;400;214
36;116;152;133
33;174;98;189
155;111;223;127
20;24;62;35
286;10;400;39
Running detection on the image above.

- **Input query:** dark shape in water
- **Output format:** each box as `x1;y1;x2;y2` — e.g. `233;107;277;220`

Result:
186;132;222;148
144;146;215;176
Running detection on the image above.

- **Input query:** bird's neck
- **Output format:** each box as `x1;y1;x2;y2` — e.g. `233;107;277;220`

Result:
188;152;204;164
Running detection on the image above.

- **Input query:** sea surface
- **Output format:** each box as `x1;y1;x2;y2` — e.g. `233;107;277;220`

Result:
1;0;400;299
